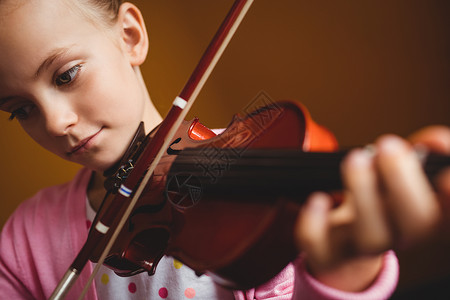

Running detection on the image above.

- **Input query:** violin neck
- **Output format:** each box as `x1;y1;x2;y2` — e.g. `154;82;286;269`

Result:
169;148;449;201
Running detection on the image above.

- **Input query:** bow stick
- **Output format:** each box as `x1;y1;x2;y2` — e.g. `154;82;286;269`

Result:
49;1;254;299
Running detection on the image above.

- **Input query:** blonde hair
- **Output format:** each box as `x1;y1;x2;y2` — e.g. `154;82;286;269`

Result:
65;0;123;29
0;1;122;25
83;0;122;24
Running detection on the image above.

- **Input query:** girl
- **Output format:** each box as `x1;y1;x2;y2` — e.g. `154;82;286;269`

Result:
0;0;448;299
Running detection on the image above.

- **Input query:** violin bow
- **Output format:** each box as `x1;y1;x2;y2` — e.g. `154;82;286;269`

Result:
49;1;254;299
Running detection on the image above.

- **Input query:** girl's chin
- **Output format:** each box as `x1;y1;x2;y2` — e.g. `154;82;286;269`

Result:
68;150;125;174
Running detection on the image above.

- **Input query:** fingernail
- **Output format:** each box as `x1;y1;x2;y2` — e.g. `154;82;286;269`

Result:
378;135;407;154
347;148;372;167
308;193;330;212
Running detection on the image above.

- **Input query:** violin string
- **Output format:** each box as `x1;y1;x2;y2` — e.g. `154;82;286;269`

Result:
170;149;449;198
170;149;345;197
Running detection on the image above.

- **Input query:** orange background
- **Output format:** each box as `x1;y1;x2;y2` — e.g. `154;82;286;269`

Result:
0;0;449;293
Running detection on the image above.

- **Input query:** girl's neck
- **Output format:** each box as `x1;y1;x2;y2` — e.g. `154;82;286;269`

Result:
87;171;107;212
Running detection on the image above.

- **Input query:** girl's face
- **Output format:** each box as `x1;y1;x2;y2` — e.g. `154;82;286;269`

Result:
0;0;156;172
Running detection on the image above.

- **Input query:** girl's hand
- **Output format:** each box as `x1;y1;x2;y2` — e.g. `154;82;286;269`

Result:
294;125;450;291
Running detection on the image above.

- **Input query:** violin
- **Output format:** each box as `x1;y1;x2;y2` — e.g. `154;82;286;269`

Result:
90;99;339;289
94;98;450;286
50;1;450;298
52;99;449;298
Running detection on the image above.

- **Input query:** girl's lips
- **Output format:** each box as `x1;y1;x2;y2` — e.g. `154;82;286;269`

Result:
68;129;102;155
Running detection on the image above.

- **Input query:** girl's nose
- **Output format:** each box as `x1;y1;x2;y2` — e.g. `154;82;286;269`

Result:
42;99;78;136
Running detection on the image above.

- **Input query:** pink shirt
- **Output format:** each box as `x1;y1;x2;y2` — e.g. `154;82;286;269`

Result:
0;168;398;299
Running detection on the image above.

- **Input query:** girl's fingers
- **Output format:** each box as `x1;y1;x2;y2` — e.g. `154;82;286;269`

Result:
295;128;449;269
341;148;392;253
375;135;441;246
295;192;333;269
408;125;450;153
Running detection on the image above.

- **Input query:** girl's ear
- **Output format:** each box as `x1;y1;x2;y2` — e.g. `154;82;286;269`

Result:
117;3;149;66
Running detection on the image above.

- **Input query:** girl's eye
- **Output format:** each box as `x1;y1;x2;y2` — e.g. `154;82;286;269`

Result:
55;65;81;86
8;105;34;121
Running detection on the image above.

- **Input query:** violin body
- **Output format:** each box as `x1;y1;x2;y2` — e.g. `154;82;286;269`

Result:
91;100;338;289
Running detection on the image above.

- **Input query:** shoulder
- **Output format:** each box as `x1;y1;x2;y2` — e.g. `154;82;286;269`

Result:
0;167;92;260
6;168;91;229
0;167;92;251
0;168;92;298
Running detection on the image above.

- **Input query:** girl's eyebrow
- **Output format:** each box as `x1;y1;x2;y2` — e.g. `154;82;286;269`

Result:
0;46;75;107
34;46;72;78
0;96;14;109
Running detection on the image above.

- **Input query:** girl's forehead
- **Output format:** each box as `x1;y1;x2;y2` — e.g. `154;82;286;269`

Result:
0;0;116;87
0;1;109;58
0;0;26;16
0;0;104;32
0;0;64;17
